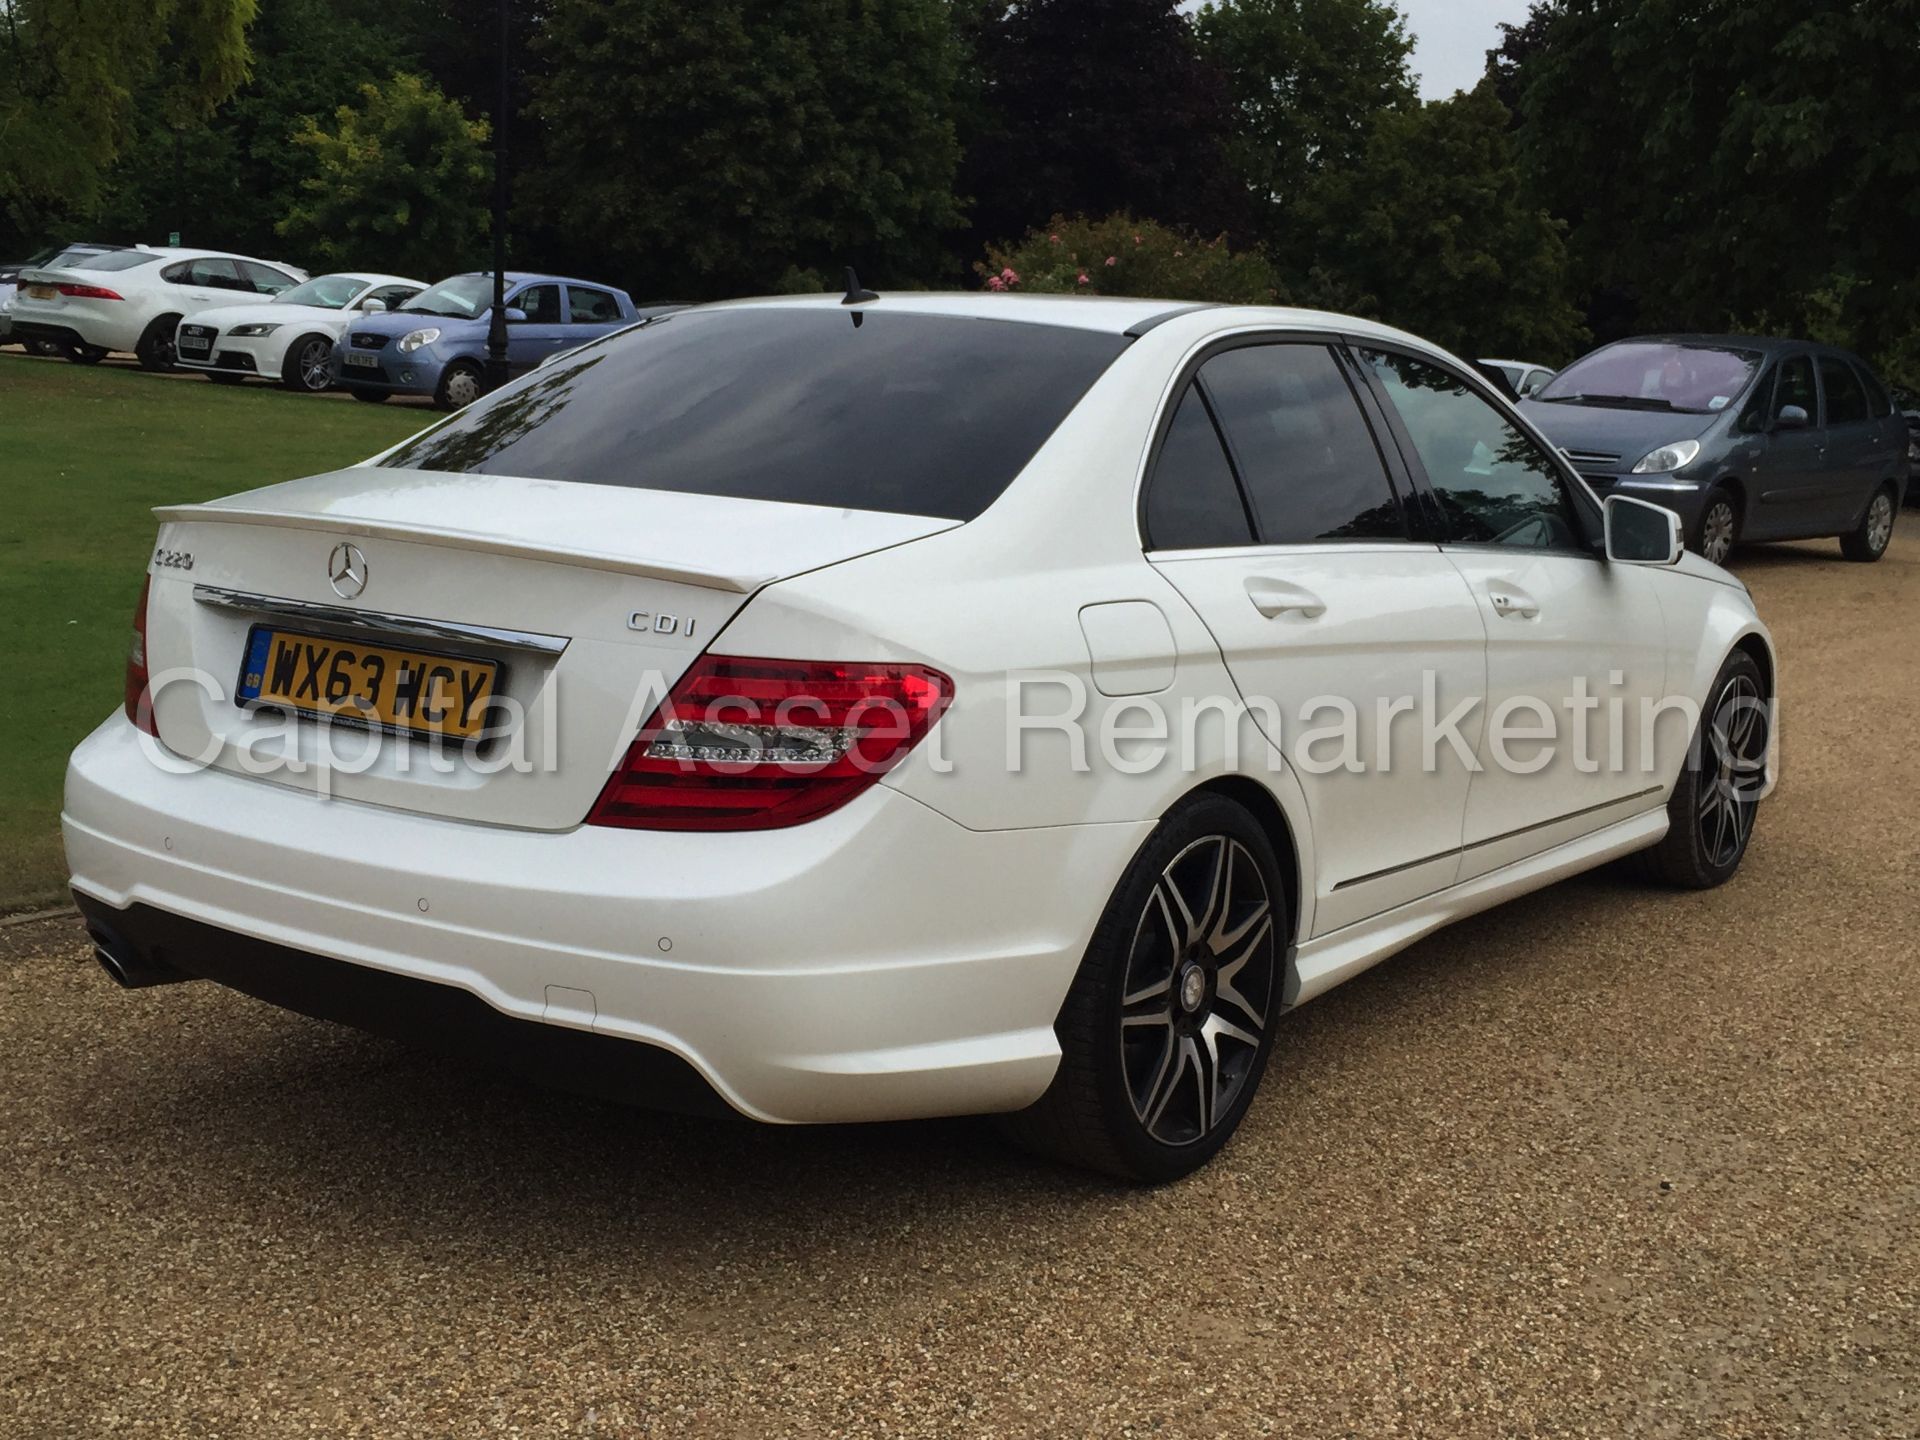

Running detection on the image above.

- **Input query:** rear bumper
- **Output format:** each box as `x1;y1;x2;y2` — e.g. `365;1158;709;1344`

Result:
74;892;733;1116
64;716;1147;1123
12;314;127;352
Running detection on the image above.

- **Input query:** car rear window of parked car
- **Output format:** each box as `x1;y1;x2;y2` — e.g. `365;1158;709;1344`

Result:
1855;364;1893;419
1145;387;1254;550
379;309;1130;521
68;251;161;272
1199;344;1407;545
1820;356;1871;425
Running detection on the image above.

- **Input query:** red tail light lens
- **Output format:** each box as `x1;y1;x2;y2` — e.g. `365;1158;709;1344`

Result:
588;655;953;831
124;576;156;735
56;282;123;301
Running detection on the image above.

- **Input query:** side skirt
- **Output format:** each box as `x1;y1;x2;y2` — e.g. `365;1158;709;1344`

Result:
1283;807;1668;1008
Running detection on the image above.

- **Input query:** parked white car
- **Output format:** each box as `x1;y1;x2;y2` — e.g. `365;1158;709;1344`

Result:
175;273;426;393
10;247;307;370
65;295;1778;1181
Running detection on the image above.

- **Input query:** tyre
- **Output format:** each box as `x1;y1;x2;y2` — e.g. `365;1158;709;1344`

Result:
28;338;64;358
1000;794;1286;1182
1691;487;1740;566
434;360;483;411
347;386;390;404
135;315;182;372
281;333;335;393
1636;650;1768;889
206;371;245;386
1839;485;1896;563
65;343;108;365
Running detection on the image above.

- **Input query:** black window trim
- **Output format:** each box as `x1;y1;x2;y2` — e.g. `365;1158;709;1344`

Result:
1817;350;1872;428
1137;330;1418;554
1346;336;1606;560
1850;357;1893;420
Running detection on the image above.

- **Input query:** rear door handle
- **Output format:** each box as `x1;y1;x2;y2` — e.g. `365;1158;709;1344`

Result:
1488;586;1540;620
1244;576;1327;619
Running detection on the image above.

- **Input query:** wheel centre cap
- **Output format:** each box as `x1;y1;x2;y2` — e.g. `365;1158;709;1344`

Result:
1178;964;1208;1014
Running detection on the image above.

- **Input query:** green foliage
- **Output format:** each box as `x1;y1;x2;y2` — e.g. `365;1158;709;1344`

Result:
525;0;963;299
1193;0;1415;222
1292;84;1587;361
957;0;1243;249
1510;0;1920;364
0;0;259;240
89;0;402;258
980;215;1281;305
276;73;491;280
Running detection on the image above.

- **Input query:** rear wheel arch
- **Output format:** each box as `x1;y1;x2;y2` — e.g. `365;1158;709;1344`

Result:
1185;775;1302;949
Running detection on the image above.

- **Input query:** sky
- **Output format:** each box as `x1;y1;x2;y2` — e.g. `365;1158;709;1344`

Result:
1397;0;1534;99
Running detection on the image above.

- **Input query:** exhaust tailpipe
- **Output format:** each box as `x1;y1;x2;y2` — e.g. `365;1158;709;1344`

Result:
90;928;193;989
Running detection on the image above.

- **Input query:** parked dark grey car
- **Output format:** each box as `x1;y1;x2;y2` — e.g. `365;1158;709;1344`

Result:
1522;335;1909;564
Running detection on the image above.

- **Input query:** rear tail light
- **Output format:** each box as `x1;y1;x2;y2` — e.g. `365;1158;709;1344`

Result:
55;282;123;300
588;655;953;831
124;577;156;735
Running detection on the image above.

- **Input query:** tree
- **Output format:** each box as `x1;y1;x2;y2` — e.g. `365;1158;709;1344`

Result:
1193;0;1415;226
1510;0;1920;361
959;0;1243;249
1295;84;1587;361
0;0;258;246
979;214;1281;304
525;0;963;300
276;73;491;280
85;0;402;260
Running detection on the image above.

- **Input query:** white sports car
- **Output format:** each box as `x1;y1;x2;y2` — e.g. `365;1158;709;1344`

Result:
64;294;1778;1180
174;272;425;393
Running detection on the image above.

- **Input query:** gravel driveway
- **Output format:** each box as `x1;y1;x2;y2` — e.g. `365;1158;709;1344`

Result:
3;539;1914;1438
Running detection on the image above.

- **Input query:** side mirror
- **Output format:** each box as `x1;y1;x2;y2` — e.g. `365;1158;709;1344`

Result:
360;298;386;313
505;306;529;324
1604;494;1684;566
1773;404;1810;431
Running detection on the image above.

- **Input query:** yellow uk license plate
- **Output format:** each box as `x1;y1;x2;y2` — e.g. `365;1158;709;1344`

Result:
237;627;501;739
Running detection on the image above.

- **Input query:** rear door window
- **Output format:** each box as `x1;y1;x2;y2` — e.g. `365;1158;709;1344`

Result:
1200;344;1407;544
566;286;620;324
1144;386;1253;550
1363;349;1585;553
1851;362;1893;419
378;308;1129;521
1820;356;1870;425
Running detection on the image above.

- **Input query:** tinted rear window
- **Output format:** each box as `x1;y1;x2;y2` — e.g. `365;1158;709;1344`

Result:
72;251;162;272
379;309;1129;520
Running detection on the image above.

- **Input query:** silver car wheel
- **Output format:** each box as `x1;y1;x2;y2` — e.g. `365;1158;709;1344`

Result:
1866;493;1894;555
443;367;481;409
297;338;332;392
1120;836;1276;1147
1700;499;1736;566
1697;673;1768;870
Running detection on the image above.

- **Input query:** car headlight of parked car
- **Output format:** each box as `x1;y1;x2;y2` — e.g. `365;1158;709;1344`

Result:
397;327;441;354
227;322;283;338
1632;439;1702;474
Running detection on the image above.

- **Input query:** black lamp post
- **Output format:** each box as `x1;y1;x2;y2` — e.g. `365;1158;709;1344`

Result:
483;0;511;392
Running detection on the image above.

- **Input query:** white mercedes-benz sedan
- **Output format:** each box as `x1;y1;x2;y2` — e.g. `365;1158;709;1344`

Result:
64;294;1778;1181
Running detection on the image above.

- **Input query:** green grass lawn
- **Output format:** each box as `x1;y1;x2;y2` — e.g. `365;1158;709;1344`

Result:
0;357;430;909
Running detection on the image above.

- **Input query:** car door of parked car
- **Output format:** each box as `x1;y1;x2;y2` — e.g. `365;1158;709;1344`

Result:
1143;338;1488;937
1747;353;1829;539
1817;355;1886;530
505;282;568;372
1355;347;1670;880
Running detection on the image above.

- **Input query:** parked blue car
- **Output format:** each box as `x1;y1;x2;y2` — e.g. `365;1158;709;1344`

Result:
332;271;644;409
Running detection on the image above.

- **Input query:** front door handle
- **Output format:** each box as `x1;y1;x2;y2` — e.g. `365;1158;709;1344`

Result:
1245;576;1327;619
1488;586;1540;620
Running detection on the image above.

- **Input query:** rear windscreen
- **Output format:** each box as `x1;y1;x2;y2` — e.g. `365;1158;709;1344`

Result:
377;308;1130;520
72;251;162;272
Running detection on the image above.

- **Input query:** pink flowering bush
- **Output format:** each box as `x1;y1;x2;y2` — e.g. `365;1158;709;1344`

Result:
976;214;1281;305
